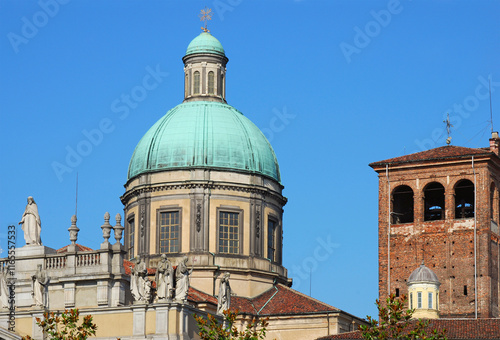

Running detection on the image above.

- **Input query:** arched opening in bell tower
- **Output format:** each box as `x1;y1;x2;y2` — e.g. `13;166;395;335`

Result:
391;185;414;224
424;182;445;221
454;179;474;219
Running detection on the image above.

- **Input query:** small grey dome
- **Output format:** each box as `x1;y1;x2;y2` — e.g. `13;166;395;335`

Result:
408;262;440;284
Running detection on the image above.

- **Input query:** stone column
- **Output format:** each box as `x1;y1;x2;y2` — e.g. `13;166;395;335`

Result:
132;305;147;337
97;281;109;306
64;282;75;308
32;311;44;340
414;190;424;224
190;190;205;252
445;191;455;221
137;199;151;257
111;281;126;307
155;305;170;337
168;305;180;339
249;196;264;257
179;305;190;340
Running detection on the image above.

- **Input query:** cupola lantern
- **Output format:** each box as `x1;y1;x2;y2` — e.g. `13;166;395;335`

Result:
182;32;228;103
407;261;441;319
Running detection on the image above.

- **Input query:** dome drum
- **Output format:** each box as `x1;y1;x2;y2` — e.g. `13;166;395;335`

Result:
122;167;288;297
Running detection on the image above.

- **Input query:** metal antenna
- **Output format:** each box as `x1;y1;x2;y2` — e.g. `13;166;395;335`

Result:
309;267;312;297
75;172;79;218
490;77;494;133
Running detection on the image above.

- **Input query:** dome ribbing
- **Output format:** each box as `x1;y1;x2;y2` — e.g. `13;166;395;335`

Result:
128;101;280;182
185;32;225;57
408;262;440;284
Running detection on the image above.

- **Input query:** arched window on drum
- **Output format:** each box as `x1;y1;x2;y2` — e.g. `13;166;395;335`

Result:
193;71;200;94
208;71;215;94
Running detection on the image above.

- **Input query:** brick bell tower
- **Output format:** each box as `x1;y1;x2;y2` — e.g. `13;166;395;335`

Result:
370;133;500;318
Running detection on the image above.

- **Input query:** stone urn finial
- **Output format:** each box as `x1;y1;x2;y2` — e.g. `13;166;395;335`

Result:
101;212;112;243
114;213;124;244
68;215;80;245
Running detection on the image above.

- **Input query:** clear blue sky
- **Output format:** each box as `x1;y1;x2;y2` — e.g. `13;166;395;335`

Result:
1;0;499;320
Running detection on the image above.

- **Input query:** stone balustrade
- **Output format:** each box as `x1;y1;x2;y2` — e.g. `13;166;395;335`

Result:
45;255;67;269
76;252;101;267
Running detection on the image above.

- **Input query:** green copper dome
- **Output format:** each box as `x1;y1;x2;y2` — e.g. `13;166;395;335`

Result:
185;32;225;57
128;101;280;182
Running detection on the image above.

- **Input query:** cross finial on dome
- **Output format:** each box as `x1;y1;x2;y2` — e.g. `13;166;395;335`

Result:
199;7;212;32
444;112;453;145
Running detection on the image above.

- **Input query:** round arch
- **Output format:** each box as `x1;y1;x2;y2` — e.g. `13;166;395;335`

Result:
423;182;445;221
392;185;414;224
454;179;474;219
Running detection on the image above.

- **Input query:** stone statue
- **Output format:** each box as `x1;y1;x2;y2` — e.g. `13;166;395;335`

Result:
0;267;9;309
32;264;49;307
19;196;42;246
131;255;149;302
144;279;152;302
217;272;231;315
156;254;174;301
175;256;192;302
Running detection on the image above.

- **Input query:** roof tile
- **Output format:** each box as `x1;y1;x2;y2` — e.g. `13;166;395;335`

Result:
370;146;492;168
188;287;217;305
232;284;340;316
318;318;500;340
57;244;94;253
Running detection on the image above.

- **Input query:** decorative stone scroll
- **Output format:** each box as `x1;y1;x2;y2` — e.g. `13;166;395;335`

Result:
196;203;202;233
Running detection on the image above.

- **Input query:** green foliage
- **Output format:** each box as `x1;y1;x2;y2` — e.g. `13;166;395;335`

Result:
194;309;269;340
22;308;97;340
360;294;447;340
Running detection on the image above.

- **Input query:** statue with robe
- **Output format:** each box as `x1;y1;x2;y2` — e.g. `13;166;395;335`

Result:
217;272;231;315
131;255;149;302
32;264;49;307
0;267;9;309
19;196;42;246
175;256;192;302
155;254;174;301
